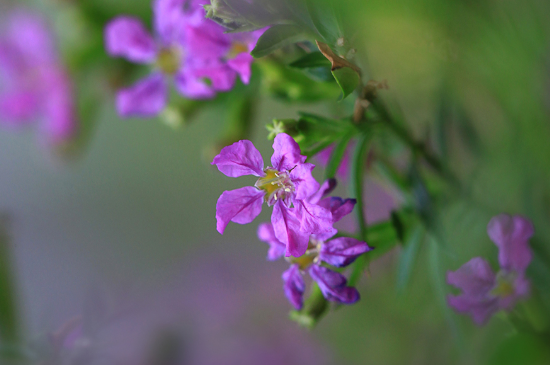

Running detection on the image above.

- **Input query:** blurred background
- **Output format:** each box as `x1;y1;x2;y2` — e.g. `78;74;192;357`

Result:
1;0;550;364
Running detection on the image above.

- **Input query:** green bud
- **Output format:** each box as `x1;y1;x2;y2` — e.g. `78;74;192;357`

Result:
160;106;185;129
203;0;250;31
266;119;300;140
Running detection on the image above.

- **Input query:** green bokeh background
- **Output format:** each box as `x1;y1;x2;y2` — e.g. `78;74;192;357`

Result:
1;0;550;364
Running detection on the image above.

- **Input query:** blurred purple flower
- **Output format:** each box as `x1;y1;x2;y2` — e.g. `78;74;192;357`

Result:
212;133;333;257
447;214;534;325
105;0;264;118
259;179;372;309
315;141;355;180
0;11;77;144
35;255;332;365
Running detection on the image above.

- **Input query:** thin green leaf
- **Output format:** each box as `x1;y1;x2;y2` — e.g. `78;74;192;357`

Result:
428;236;464;348
346;132;373;287
324;131;354;180
0;220;19;344
390;210;405;243
289;52;332;68
396;223;424;292
332;67;360;100
251;25;307;58
351;131;372;241
305;0;341;44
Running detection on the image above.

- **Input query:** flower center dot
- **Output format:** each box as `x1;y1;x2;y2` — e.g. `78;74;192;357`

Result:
255;168;295;206
156;47;182;75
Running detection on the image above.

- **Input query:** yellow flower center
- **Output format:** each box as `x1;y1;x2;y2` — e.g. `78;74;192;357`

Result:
156;47;182;75
228;42;248;59
255;168;295;206
491;272;516;298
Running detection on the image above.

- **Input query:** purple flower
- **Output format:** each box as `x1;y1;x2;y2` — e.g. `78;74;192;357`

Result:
0;11;76;144
212;134;333;257
282;264;306;310
105;0;264;118
258;180;372;308
447;214;534;325
309;265;360;304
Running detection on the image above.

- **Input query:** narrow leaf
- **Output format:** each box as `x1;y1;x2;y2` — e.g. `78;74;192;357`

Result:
396;223;424;292
428;236;464;348
324;131;354;180
289;52;332;69
0;219;19;344
251;25;307;58
305;0;341;44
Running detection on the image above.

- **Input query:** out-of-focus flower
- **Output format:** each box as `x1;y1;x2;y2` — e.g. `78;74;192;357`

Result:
31;254;332;365
0;11;77;144
105;0;264;118
258;179;372;309
212;133;333;257
315;141;355;180
447;214;534;325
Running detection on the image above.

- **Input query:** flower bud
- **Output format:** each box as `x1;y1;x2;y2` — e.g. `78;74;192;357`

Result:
204;0;249;31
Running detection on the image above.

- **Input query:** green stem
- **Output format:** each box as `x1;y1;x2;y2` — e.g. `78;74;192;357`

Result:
346;131;372;287
0;221;19;345
352;131;372;241
371;99;459;187
324;130;355;180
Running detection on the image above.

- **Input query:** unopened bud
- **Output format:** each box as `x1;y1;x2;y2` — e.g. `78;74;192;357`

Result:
160;106;185;129
266;119;300;140
204;0;249;31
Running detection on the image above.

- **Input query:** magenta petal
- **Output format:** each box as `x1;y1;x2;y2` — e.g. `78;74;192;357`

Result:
104;17;157;63
318;197;356;222
41;69;76;142
174;69;216;99
446;295;499;325
308;178;337;205
319;237;373;267
271;201;310;257
447;257;496;298
185;21;231;59
257;223;286;260
282;264;305;310
153;0;188;45
6;11;56;65
309;265;359;304
215;186;264;234
116;73;167;118
175;59;237;99
290;163;319;201
227;53;254;84
487;214;534;273
295;200;333;235
271;133;306;171
211;139;264;177
0;90;39;125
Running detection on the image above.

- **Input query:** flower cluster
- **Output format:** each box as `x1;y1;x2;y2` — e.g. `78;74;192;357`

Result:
212;133;372;308
447;214;534;325
104;0;264;118
258;179;373;309
0;11;76;144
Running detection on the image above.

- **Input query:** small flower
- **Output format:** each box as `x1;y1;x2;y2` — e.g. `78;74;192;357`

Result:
0;11;77;144
447;214;534;325
105;0;264;118
259;179;372;309
213;133;333;257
